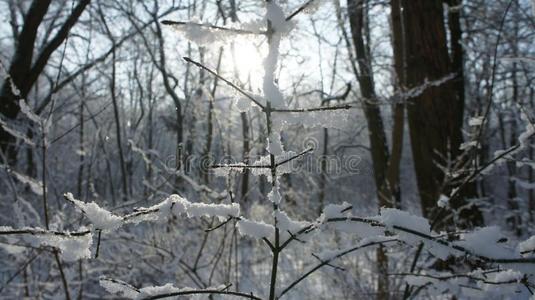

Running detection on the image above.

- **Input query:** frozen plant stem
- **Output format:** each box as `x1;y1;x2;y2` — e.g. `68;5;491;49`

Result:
265;1;282;297
42;119;71;300
41;122;49;230
181;57;265;110
266;101;280;300
263;4;283;297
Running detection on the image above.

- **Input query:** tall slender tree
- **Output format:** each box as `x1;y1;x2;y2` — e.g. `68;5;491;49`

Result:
346;0;405;298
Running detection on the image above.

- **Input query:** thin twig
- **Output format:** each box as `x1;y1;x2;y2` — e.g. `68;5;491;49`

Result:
139;288;262;300
211;147;313;169
311;253;345;271
278;239;398;298
94;229;102;258
275;147;313;167
0;251;41;293
272;104;354;113
205;218;233;232
53;250;71;300
183;57;265;110
472;0;515;163
286;0;316;21
211;164;271;169
0;228;91;237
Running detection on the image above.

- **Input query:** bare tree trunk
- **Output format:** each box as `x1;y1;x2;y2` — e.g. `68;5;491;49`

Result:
0;0;90;164
318;128;329;212
506;36;521;235
96;4;130;201
348;0;392;207
529;88;535;222
240;112;250;205
145;66;156;198
448;0;466;134
77;95;85;198
448;0;481;220
0;0;52;163
108;42;129;202
201;49;223;184
400;0;482;227
507;117;520;235
347;0;392;298
388;0;405;208
82;100;117;205
112;53;129;201
154;12;184;191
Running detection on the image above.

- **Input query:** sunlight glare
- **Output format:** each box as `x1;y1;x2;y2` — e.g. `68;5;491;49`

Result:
227;37;265;89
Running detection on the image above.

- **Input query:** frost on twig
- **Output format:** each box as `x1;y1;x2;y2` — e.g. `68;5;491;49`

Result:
212;148;312;182
237;218;274;239
235;209;314;245
64;193;240;230
162;19;266;38
519;235;535;255
64;193;122;231
2;167;44;196
0;117;35;147
18;99;41;124
0;226;92;261
100;277;260;300
321;208;535;268
401;269;531;297
263;0;294;108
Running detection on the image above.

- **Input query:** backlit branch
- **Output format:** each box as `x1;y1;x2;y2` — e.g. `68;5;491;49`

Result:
286;0;316;21
183;57;266;109
161;20;266;35
211;147;313;169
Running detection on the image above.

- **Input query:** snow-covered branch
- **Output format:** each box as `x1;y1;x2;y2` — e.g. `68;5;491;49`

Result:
64;193;240;231
100;278;261;300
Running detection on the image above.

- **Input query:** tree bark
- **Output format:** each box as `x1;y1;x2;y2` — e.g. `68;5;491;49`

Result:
347;0;392;298
388;0;405;208
348;0;392;207
400;0;482;227
0;0;90;164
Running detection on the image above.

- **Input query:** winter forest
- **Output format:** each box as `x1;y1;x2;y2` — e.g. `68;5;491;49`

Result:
1;0;535;299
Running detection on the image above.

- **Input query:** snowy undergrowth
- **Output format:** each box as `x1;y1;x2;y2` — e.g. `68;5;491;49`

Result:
75;194;535;298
